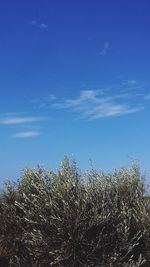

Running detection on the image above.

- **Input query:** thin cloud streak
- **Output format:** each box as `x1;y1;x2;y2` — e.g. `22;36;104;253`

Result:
122;80;139;86
121;80;142;92
144;94;150;100
31;94;57;109
30;20;37;26
99;42;110;55
51;89;144;120
30;20;48;29
39;23;48;29
13;131;41;138
0;116;45;125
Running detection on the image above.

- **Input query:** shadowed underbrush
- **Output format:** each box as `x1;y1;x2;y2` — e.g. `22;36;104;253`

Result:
0;158;150;266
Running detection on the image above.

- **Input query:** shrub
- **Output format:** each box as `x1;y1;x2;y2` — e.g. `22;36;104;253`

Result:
0;157;150;266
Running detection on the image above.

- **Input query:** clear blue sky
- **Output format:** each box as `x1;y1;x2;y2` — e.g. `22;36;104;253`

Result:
0;0;150;187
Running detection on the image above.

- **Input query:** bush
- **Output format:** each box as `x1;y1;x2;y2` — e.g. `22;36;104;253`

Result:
0;157;150;266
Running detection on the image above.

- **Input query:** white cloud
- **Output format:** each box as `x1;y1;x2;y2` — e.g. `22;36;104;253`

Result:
30;20;48;29
13;131;41;138
51;89;143;120
45;94;57;101
88;36;92;41
99;42;110;56
121;80;142;92
122;80;138;86
30;20;37;26
144;94;150;100
0;116;45;125
39;23;48;29
31;94;57;109
115;93;132;99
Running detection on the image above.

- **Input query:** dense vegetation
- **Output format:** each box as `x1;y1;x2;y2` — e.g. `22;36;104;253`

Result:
0;157;150;266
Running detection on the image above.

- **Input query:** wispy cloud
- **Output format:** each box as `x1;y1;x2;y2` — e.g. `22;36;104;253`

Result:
51;89;143;120
30;20;37;26
0;114;46;139
122;80;138;86
13;131;41;138
88;36;92;41
0;116;45;125
30;20;48;29
99;42;110;56
39;23;48;29
121;80;142;92
31;94;57;109
144;94;150;100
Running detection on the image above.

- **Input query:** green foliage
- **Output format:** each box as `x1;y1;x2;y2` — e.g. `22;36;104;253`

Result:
0;157;150;266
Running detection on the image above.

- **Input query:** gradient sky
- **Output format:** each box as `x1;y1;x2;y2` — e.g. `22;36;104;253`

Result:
0;0;150;187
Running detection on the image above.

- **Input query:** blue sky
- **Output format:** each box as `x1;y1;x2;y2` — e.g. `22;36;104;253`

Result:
0;0;150;186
